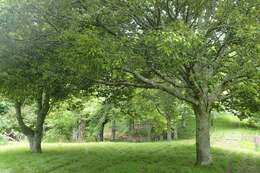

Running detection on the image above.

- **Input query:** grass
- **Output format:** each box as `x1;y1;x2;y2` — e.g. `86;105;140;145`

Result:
211;113;259;152
0;142;259;173
0;113;259;173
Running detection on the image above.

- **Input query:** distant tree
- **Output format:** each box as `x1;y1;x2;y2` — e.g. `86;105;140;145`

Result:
145;91;180;141
120;89;166;141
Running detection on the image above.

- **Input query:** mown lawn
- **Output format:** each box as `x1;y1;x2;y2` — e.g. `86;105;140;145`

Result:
0;114;259;173
0;142;260;173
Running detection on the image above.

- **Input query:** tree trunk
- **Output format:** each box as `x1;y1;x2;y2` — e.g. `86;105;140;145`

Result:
99;124;105;141
14;90;50;154
27;133;42;153
128;118;134;141
73;120;86;142
166;116;172;141
72;127;79;141
15;102;43;153
99;120;108;142
111;119;116;141
181;114;186;128
147;124;152;142
78;120;86;141
173;123;178;140
193;104;212;166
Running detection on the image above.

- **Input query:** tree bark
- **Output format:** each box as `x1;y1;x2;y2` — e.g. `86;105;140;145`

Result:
73;120;86;142
99;123;105;142
193;104;212;166
147;124;152;142
15;103;44;153
111;119;116;141
173;123;178;140
128;118;134;141
99;119;108;142
166;116;172;141
181;113;186;128
78;120;86;141
27;133;42;153
14;90;50;153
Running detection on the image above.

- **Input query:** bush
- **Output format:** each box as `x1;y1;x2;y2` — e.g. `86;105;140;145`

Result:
247;113;260;128
44;111;77;142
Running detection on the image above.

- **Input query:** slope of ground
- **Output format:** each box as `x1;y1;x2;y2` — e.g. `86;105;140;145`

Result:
0;114;259;173
212;114;259;152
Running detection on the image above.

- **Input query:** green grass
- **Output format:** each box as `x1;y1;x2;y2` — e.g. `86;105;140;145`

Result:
0;142;259;173
211;113;259;152
0;114;259;173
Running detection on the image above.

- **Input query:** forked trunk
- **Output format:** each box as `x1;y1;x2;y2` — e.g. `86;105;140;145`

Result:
14;90;50;154
193;104;212;166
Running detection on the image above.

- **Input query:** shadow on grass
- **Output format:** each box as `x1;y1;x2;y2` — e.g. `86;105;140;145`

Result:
0;142;259;173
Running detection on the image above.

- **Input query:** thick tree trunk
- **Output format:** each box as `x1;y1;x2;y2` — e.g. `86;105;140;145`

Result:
27;133;42;153
111;119;116;141
193;105;212;166
14;90;50;153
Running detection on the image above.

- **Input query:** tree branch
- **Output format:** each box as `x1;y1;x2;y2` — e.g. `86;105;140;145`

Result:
35;89;50;132
208;73;249;105
14;101;34;136
122;67;198;105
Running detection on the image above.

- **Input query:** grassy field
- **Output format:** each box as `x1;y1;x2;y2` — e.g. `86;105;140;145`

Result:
0;114;259;173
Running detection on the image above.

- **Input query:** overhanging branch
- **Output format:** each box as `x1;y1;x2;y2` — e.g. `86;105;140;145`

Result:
122;67;198;105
